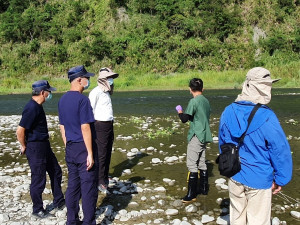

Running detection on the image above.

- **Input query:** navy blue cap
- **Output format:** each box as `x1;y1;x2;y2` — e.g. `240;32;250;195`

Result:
68;65;95;83
32;80;56;92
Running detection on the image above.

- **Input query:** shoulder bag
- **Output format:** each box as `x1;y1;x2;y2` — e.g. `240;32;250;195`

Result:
216;103;261;178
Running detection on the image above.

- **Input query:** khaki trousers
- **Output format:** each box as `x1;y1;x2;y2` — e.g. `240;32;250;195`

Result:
229;179;272;225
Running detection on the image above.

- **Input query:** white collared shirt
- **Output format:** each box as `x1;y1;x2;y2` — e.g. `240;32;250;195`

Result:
89;86;113;121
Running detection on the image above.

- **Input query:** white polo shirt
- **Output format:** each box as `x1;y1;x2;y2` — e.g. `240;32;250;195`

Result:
89;86;113;121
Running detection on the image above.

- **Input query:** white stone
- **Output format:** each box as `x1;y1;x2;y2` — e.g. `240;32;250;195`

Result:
290;211;300;219
191;219;203;225
158;200;165;206
154;187;166;192
154;218;164;223
271;217;281;225
212;137;219;142
201;214;215;223
185;204;197;213
180;221;192;225
0;213;10;222
152;158;162;164
165;209;179;216
122;169;132;175
163;178;172;183
221;184;228;190
141;196;147;201
171;218;182;225
216;215;229;225
215;178;226;184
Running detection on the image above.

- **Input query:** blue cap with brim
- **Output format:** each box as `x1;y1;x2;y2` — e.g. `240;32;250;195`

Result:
32;80;56;92
68;65;95;83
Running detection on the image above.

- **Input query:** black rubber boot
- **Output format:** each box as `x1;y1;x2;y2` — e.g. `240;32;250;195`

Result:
198;170;209;195
182;172;198;203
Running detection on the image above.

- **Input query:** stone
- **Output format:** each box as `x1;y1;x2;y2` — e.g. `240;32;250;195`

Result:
165;209;179;216
290;211;300;219
173;200;183;207
191;219;203;225
216;215;229;225
0;213;10;222
185;204;197;213
154;187;166;192
152;158;162;164
271;217;281;225
201;214;214;224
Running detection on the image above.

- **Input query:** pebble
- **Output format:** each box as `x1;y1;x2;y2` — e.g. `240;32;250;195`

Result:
201;214;214;223
290;210;300;219
165;209;179;216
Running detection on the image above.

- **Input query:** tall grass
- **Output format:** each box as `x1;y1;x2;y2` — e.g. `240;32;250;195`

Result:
1;62;299;95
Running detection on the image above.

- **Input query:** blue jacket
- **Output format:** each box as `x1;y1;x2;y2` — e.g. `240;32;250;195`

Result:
218;101;293;189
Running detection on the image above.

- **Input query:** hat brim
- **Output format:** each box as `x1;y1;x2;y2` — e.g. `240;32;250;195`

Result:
82;72;95;77
272;78;281;83
47;87;57;91
99;72;119;79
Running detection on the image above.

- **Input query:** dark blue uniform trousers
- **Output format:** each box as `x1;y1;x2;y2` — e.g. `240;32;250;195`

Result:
26;141;64;213
65;142;98;225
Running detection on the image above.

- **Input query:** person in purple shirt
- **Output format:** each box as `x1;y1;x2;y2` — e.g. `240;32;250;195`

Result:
16;80;65;219
58;65;98;225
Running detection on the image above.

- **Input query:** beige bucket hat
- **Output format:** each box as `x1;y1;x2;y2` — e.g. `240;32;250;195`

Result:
236;67;280;105
97;67;119;92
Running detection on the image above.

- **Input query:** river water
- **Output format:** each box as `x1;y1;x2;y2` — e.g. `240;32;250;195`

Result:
0;89;299;224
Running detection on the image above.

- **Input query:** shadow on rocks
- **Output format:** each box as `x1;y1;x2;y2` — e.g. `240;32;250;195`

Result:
110;152;148;177
96;176;145;225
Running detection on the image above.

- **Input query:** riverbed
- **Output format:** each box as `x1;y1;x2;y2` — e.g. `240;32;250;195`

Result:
0;89;299;224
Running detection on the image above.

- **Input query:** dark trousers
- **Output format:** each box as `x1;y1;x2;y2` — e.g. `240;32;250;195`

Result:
26;141;64;213
94;121;114;185
65;142;98;225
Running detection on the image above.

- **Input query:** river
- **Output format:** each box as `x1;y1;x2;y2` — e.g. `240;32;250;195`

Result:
0;89;299;224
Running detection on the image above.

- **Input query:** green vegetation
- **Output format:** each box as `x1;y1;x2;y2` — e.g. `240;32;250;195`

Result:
0;0;299;94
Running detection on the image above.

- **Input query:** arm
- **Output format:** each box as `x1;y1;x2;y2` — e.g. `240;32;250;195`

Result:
265;113;293;187
178;113;192;123
16;126;26;155
81;123;94;171
59;125;67;147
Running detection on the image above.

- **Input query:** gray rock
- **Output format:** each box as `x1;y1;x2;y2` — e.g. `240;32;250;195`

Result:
173;200;183;207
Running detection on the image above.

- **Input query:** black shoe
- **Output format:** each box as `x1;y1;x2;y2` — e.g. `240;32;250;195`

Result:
46;199;66;212
32;210;54;219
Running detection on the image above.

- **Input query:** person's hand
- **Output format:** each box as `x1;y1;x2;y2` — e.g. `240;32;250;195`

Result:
272;182;282;194
20;146;26;155
175;105;183;113
86;154;94;171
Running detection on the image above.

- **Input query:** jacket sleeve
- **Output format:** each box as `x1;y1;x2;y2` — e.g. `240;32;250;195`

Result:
264;113;293;186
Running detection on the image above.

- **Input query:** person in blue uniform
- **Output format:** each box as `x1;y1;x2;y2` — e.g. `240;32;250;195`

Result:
58;65;98;225
16;80;65;219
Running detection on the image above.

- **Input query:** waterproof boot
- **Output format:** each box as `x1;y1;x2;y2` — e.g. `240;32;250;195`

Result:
182;172;198;203
198;170;209;195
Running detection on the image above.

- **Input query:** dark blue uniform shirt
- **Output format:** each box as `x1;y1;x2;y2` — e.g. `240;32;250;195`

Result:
19;99;49;142
58;91;95;143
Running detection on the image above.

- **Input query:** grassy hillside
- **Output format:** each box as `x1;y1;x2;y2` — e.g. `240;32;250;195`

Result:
0;0;299;94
